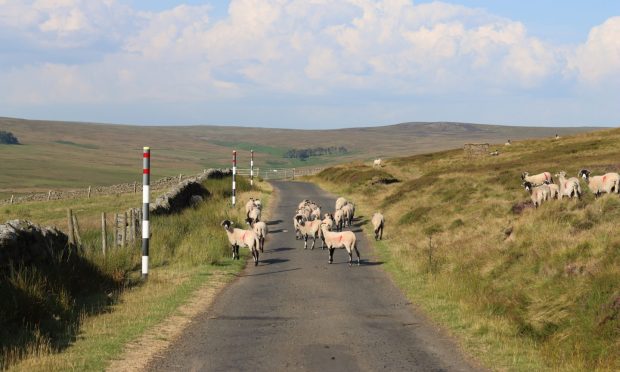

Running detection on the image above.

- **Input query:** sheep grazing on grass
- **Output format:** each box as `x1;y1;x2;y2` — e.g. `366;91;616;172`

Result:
523;182;551;208
247;206;261;224
521;171;553;186
373;158;383;167
555;171;582;199
335;197;348;211
505;139;511;146
295;215;323;250
371;213;384;240
544;180;560;199
334;209;344;232
221;220;260;266
246;218;268;253
320;222;360;266
578;169;620;197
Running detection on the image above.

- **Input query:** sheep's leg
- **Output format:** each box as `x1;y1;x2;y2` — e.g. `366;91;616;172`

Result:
354;244;361;266
231;244;236;259
348;249;353;267
311;234;316;250
260;237;265;253
236;245;240;260
254;249;259;266
304;234;308;249
328;248;334;264
379;226;383;240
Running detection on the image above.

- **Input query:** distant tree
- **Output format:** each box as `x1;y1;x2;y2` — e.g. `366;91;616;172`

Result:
283;146;347;160
0;130;19;144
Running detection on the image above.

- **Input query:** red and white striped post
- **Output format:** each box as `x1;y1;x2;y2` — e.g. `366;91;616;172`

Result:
250;149;254;187
142;147;150;279
232;150;237;206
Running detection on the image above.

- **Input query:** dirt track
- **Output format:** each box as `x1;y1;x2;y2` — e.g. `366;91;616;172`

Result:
147;181;480;371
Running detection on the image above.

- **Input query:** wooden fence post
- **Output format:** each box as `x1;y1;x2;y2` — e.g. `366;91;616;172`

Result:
67;209;76;246
129;209;135;243
72;213;83;251
113;213;119;248
101;212;107;256
121;211;127;248
87;186;91;199
10;195;14;204
48;190;52;201
133;181;137;193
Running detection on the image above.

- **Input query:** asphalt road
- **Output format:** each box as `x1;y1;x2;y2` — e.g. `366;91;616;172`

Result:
147;181;480;372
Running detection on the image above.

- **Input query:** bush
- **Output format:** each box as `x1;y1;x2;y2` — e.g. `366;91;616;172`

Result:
0;130;19;144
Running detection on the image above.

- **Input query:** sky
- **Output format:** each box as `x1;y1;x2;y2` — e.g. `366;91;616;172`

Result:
0;0;619;128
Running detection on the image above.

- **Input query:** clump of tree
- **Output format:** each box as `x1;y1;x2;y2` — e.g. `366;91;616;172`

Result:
284;146;348;160
0;130;19;144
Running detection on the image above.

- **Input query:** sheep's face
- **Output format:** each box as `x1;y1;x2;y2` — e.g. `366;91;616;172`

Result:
579;169;590;179
523;182;532;191
245;217;253;225
221;220;233;230
521;172;528;180
295;215;305;225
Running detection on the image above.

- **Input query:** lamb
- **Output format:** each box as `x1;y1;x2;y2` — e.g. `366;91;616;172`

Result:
247;206;261;224
521;171;553;186
544;180;560;199
246;218;268;253
578;169;620;197
245;198;256;214
371;212;384;240
335;197;348;211
555;171;582;199
295;215;323;250
523;182;551;208
221;220;260;266
320;222;360;266
334;209;344;231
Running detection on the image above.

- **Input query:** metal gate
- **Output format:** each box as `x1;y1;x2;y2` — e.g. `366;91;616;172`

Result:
236;167;324;181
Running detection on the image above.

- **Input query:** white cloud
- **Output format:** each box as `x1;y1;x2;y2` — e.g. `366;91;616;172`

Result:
569;16;620;84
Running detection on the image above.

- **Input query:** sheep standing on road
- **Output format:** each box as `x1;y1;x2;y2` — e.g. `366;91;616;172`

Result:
371;213;384;240
221;220;260;266
334;209;344;232
295;215;323;250
320;222;360;266
523;182;551;208
247;206;262;224
521;171;553;187
335;197;348;211
246;218;268;253
579;169;620;197
342;203;355;227
245;198;257;214
555;171;582;199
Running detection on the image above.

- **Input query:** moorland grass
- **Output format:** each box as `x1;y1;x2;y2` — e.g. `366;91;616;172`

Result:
311;127;620;371
1;175;270;370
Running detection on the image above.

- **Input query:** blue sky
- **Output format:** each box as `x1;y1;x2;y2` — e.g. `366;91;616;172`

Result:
0;0;619;128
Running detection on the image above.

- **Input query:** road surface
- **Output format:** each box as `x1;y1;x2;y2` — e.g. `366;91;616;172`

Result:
148;181;480;371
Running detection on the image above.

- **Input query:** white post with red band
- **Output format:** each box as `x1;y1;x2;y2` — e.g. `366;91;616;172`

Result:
232;150;237;206
142;147;150;279
250;149;254;187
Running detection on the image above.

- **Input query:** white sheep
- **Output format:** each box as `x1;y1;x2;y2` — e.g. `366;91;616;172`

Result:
523;181;551;208
221;220;260;266
373;158;383;167
335;197;348;211
521;171;553;186
245;198;256;214
298;199;311;209
505;140;511;146
247;206;262;223
320;222;360;266
334;209;344;231
371;212;384;240
342;203;355;227
246;218;268;253
555;171;582;199
544;181;560;199
310;205;322;220
578;169;620;197
323;213;336;231
253;199;263;210
295;215;323;250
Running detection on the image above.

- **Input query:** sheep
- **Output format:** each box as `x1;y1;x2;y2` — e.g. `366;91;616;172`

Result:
521;171;553;186
295;215;323;250
298;199;311;209
335;197;347;211
246;217;268;253
342;202;355;227
333;209;344;232
319;222;360;266
523;181;551;208
544;180;560;199
555;171;582;199
371;212;384;240
505;139;511;146
310;205;322;220
578;169;620;197
247;206;261;224
373;158;383;167
221;220;260;266
293;214;302;240
253;199;263;210
245;198;256;214
323;213;336;231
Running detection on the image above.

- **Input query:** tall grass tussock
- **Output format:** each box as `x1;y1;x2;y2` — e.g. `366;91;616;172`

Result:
312;128;620;371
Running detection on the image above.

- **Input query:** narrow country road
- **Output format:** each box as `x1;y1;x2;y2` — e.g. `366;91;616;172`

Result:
147;181;480;371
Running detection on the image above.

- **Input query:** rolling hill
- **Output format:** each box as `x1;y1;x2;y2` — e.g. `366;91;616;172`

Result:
0;116;605;197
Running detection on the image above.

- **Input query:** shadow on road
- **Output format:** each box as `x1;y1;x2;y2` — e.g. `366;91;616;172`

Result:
270;247;295;252
261;258;290;265
269;229;287;234
241;267;302;277
266;220;283;226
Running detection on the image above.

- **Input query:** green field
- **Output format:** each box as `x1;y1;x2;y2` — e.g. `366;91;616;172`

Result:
0;116;601;198
311;127;620;370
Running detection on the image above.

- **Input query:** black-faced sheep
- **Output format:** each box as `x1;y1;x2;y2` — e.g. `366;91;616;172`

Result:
319;222;360;266
523;181;551;208
221;220;260;266
295;215;323;250
578;169;620;197
246;218;268;253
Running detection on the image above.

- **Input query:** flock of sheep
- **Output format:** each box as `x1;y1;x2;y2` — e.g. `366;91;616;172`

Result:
220;195;385;267
521;169;620;207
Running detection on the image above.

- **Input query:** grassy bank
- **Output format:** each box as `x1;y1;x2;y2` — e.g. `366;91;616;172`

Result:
311;128;620;371
1;176;270;370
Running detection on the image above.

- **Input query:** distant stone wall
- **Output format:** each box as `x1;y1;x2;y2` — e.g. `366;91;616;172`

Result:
463;143;489;157
0;220;75;270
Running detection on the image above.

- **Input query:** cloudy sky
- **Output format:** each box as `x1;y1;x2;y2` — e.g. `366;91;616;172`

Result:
0;0;618;128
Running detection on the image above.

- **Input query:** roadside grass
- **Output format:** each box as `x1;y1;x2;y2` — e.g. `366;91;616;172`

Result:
1;175;270;370
311;127;620;371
